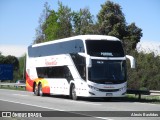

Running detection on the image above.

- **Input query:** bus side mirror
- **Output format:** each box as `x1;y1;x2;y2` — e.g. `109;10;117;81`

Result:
126;55;135;68
86;56;92;68
78;53;92;67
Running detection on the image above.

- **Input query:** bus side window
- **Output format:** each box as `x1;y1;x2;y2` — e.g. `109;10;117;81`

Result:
64;66;73;81
75;40;85;53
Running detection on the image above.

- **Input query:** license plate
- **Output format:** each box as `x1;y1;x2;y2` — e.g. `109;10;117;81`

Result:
106;93;112;96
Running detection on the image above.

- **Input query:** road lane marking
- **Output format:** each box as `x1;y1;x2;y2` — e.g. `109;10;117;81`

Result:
134;102;160;106
96;117;113;120
12;94;29;97
0;98;63;111
0;98;113;120
63;99;101;106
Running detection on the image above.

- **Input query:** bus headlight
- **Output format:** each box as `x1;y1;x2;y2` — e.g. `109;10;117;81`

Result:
88;85;99;91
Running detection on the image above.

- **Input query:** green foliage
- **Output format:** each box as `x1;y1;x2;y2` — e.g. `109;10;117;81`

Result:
124;23;142;53
43;10;60;41
72;8;94;35
57;1;72;38
97;1;142;54
15;55;26;81
42;1;73;41
34;2;50;44
127;51;160;90
97;1;126;37
34;1;94;43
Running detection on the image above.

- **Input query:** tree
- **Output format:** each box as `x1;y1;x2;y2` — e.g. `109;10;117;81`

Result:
16;55;26;80
34;1;73;43
127;51;160;90
57;1;72;38
123;23;142;53
97;1;142;54
34;2;50;43
0;54;5;63
72;8;94;35
97;1;126;37
43;10;60;41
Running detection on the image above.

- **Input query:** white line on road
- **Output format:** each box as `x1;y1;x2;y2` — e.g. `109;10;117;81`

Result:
0;98;113;120
63;99;101;106
134;102;160;106
0;98;64;111
12;94;29;97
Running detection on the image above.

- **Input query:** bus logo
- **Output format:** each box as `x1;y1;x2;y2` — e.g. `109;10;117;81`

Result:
45;58;57;66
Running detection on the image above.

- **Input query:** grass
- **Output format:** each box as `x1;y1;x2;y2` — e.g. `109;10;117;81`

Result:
124;94;160;104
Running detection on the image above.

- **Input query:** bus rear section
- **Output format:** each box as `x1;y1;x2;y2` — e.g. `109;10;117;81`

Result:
26;35;135;100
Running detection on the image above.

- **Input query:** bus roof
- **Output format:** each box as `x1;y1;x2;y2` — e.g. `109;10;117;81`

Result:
32;35;120;47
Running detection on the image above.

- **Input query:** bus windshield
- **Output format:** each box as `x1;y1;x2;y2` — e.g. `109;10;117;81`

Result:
88;60;126;84
86;40;124;57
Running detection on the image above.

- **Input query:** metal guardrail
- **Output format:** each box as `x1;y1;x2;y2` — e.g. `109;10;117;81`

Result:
150;90;160;96
0;83;26;89
127;89;160;100
127;89;150;100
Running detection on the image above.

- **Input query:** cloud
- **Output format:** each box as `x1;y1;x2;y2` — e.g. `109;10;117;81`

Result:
137;41;160;56
0;44;27;57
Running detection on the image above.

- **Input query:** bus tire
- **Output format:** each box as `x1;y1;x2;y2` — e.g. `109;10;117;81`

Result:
38;83;43;96
71;84;78;100
34;84;39;96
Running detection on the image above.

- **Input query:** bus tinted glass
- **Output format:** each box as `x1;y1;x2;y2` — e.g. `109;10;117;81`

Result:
88;60;126;84
86;40;124;57
36;66;73;82
28;39;84;57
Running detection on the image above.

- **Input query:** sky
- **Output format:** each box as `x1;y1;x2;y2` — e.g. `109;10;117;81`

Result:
0;0;160;57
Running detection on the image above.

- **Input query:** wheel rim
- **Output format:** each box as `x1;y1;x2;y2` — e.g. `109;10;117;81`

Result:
34;85;38;96
39;84;43;96
72;85;77;100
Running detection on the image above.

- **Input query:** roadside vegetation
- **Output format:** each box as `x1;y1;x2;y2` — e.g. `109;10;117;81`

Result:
125;94;160;104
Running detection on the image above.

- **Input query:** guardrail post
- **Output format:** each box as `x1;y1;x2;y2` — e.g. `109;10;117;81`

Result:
138;93;141;100
0;80;1;88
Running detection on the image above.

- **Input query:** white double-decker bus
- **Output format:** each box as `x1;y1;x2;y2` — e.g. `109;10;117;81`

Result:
26;35;135;100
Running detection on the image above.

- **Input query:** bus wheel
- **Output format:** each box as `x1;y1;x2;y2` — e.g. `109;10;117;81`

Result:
71;84;78;100
38;83;43;96
34;84;39;96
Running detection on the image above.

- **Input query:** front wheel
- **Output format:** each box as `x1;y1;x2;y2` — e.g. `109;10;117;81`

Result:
71;84;78;100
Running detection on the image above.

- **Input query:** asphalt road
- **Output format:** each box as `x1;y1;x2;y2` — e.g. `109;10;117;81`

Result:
0;89;159;120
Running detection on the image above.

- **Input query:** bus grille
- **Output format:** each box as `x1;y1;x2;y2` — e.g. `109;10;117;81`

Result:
99;88;119;92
